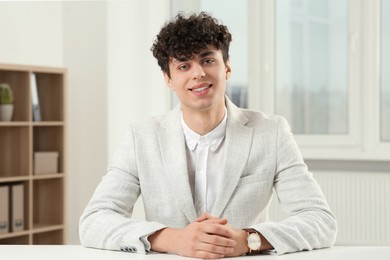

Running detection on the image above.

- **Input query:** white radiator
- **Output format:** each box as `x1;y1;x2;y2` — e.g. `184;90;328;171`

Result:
268;171;390;245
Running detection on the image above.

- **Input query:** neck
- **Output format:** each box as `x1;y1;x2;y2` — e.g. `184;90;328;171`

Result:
182;104;226;136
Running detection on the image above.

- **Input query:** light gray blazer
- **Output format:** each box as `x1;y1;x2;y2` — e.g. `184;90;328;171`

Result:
79;98;337;255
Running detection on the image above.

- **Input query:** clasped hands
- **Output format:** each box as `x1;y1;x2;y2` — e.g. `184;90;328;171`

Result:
149;212;249;259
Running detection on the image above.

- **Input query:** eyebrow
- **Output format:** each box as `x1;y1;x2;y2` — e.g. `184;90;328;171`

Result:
199;50;216;58
172;50;217;64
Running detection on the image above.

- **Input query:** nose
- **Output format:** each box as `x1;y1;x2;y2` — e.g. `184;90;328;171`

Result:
193;63;205;79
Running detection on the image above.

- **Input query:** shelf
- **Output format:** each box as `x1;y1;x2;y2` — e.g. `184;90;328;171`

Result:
0;234;29;245
0;69;30;121
32;224;64;234
0;122;64;127
33;122;64;126
0;122;30;127
34;72;64;122
0;224;64;242
33;229;63;244
33;178;64;226
0;126;29;178
32;173;64;180
33;126;64;173
0;64;66;245
0;176;30;184
0;230;30;240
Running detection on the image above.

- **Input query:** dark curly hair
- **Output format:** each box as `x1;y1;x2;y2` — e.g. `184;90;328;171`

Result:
151;12;232;77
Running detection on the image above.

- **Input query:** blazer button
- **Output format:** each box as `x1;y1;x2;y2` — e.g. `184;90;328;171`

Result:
120;245;137;253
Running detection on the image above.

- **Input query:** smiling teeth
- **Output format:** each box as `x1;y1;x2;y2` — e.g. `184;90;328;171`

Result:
193;85;210;92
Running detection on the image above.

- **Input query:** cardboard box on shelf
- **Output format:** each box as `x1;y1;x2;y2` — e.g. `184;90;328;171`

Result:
34;151;59;175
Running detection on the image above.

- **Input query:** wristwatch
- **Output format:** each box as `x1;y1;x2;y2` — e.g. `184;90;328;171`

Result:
243;228;261;255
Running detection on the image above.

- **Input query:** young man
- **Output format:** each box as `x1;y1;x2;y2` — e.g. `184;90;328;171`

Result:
79;12;337;259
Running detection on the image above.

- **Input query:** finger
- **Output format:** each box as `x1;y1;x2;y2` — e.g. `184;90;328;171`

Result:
196;239;235;255
201;218;228;225
195;212;215;222
202;223;234;238
200;233;237;248
196;213;229;226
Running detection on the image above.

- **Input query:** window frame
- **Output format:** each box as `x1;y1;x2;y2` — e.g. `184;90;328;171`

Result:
248;0;390;160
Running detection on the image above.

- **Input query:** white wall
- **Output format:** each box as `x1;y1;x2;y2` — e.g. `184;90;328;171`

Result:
106;0;170;227
62;1;108;245
107;0;170;159
0;0;170;245
0;1;63;66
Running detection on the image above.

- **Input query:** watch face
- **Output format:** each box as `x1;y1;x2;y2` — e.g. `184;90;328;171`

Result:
248;233;261;250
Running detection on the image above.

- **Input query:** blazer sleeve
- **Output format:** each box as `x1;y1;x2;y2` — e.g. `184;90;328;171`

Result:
253;117;338;254
79;126;166;254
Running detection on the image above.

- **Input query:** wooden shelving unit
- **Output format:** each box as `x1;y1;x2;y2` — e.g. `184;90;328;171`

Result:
0;63;66;244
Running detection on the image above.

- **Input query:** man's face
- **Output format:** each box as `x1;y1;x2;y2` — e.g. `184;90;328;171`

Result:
164;47;231;113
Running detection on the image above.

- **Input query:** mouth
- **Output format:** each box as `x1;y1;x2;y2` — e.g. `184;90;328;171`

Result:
189;84;212;93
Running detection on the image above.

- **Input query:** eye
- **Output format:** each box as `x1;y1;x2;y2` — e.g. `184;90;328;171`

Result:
203;58;214;65
178;64;189;71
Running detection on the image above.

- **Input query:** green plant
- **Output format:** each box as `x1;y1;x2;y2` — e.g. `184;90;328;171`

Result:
0;83;14;104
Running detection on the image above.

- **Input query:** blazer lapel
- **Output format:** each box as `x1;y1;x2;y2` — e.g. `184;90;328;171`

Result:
211;99;254;217
157;105;197;222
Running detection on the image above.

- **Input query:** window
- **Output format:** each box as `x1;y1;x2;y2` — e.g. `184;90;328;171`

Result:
276;0;348;134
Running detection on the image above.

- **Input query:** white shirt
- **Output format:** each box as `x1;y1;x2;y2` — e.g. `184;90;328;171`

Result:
181;110;227;216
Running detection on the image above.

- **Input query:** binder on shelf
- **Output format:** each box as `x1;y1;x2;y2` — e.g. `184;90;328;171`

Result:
30;72;42;121
11;184;24;232
0;185;9;234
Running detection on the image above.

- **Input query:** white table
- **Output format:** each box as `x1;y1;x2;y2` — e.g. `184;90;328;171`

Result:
0;245;389;259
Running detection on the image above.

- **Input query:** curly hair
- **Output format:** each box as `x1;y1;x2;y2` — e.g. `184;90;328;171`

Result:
151;12;232;77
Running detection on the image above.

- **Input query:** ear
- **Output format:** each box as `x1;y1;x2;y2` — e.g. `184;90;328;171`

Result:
163;72;175;91
225;60;232;80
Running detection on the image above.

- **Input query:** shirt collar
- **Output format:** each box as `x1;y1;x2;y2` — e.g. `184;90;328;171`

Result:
181;109;227;151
